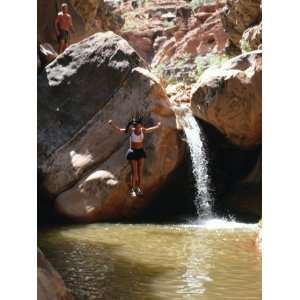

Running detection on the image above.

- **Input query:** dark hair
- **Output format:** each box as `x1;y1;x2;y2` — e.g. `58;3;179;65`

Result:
125;113;144;133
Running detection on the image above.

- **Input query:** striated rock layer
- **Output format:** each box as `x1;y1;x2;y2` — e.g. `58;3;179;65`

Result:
119;1;228;65
152;3;227;66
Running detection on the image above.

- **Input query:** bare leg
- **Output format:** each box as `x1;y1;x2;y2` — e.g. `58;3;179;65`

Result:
130;160;138;189
62;41;68;52
137;158;144;188
130;173;133;189
58;41;64;54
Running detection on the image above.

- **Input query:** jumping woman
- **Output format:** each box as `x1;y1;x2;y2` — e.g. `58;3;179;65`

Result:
108;117;161;197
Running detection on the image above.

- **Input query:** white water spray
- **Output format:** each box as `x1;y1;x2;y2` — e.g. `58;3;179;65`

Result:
174;105;213;218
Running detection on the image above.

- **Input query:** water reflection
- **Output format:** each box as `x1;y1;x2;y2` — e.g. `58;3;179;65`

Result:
177;230;212;298
38;223;261;300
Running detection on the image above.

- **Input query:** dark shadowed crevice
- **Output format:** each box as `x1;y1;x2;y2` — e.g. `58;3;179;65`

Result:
198;119;261;222
38;169;62;227
135;151;198;223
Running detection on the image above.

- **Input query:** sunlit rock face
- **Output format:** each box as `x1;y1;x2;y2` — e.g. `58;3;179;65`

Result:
120;1;228;65
152;3;228;66
242;22;262;51
191;50;262;149
38;32;184;222
220;0;261;54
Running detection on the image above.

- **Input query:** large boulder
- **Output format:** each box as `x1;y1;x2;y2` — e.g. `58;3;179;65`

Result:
38;32;184;222
38;32;143;165
191;50;262;148
122;31;155;63
38;248;74;300
220;0;261;53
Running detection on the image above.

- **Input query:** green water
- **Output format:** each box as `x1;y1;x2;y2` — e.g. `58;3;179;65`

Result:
38;220;261;300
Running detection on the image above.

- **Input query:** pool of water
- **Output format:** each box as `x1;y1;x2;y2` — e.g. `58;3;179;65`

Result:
38;220;261;300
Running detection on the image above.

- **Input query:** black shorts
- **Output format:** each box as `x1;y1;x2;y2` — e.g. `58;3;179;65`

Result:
57;30;69;43
126;148;146;161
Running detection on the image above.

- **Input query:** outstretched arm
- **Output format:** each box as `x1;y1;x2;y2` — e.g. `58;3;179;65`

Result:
108;120;126;133
144;122;161;133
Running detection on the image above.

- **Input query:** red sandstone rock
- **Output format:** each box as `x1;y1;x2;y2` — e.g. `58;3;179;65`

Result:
191;50;262;148
220;0;261;53
120;1;227;65
152;11;228;66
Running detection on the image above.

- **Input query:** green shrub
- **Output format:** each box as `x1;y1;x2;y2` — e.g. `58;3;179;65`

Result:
152;63;165;77
151;53;229;86
173;53;192;67
151;63;178;85
240;38;252;52
194;53;228;77
189;0;216;11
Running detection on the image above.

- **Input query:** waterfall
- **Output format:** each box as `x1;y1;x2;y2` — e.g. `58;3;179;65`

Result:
183;111;213;218
174;105;213;219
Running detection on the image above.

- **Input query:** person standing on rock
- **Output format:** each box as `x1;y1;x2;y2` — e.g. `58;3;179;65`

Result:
108;117;161;197
55;3;75;54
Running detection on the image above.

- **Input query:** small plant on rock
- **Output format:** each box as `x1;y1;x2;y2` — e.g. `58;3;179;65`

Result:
193;53;229;79
189;0;217;11
173;53;193;67
240;38;252;53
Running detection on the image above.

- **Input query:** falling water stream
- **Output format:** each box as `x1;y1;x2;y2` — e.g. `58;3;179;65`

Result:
181;109;213;219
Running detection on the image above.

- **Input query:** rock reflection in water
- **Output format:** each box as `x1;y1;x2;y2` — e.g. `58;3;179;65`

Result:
38;223;261;300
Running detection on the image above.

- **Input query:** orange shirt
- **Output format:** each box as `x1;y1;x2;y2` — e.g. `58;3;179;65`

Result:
56;12;73;31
